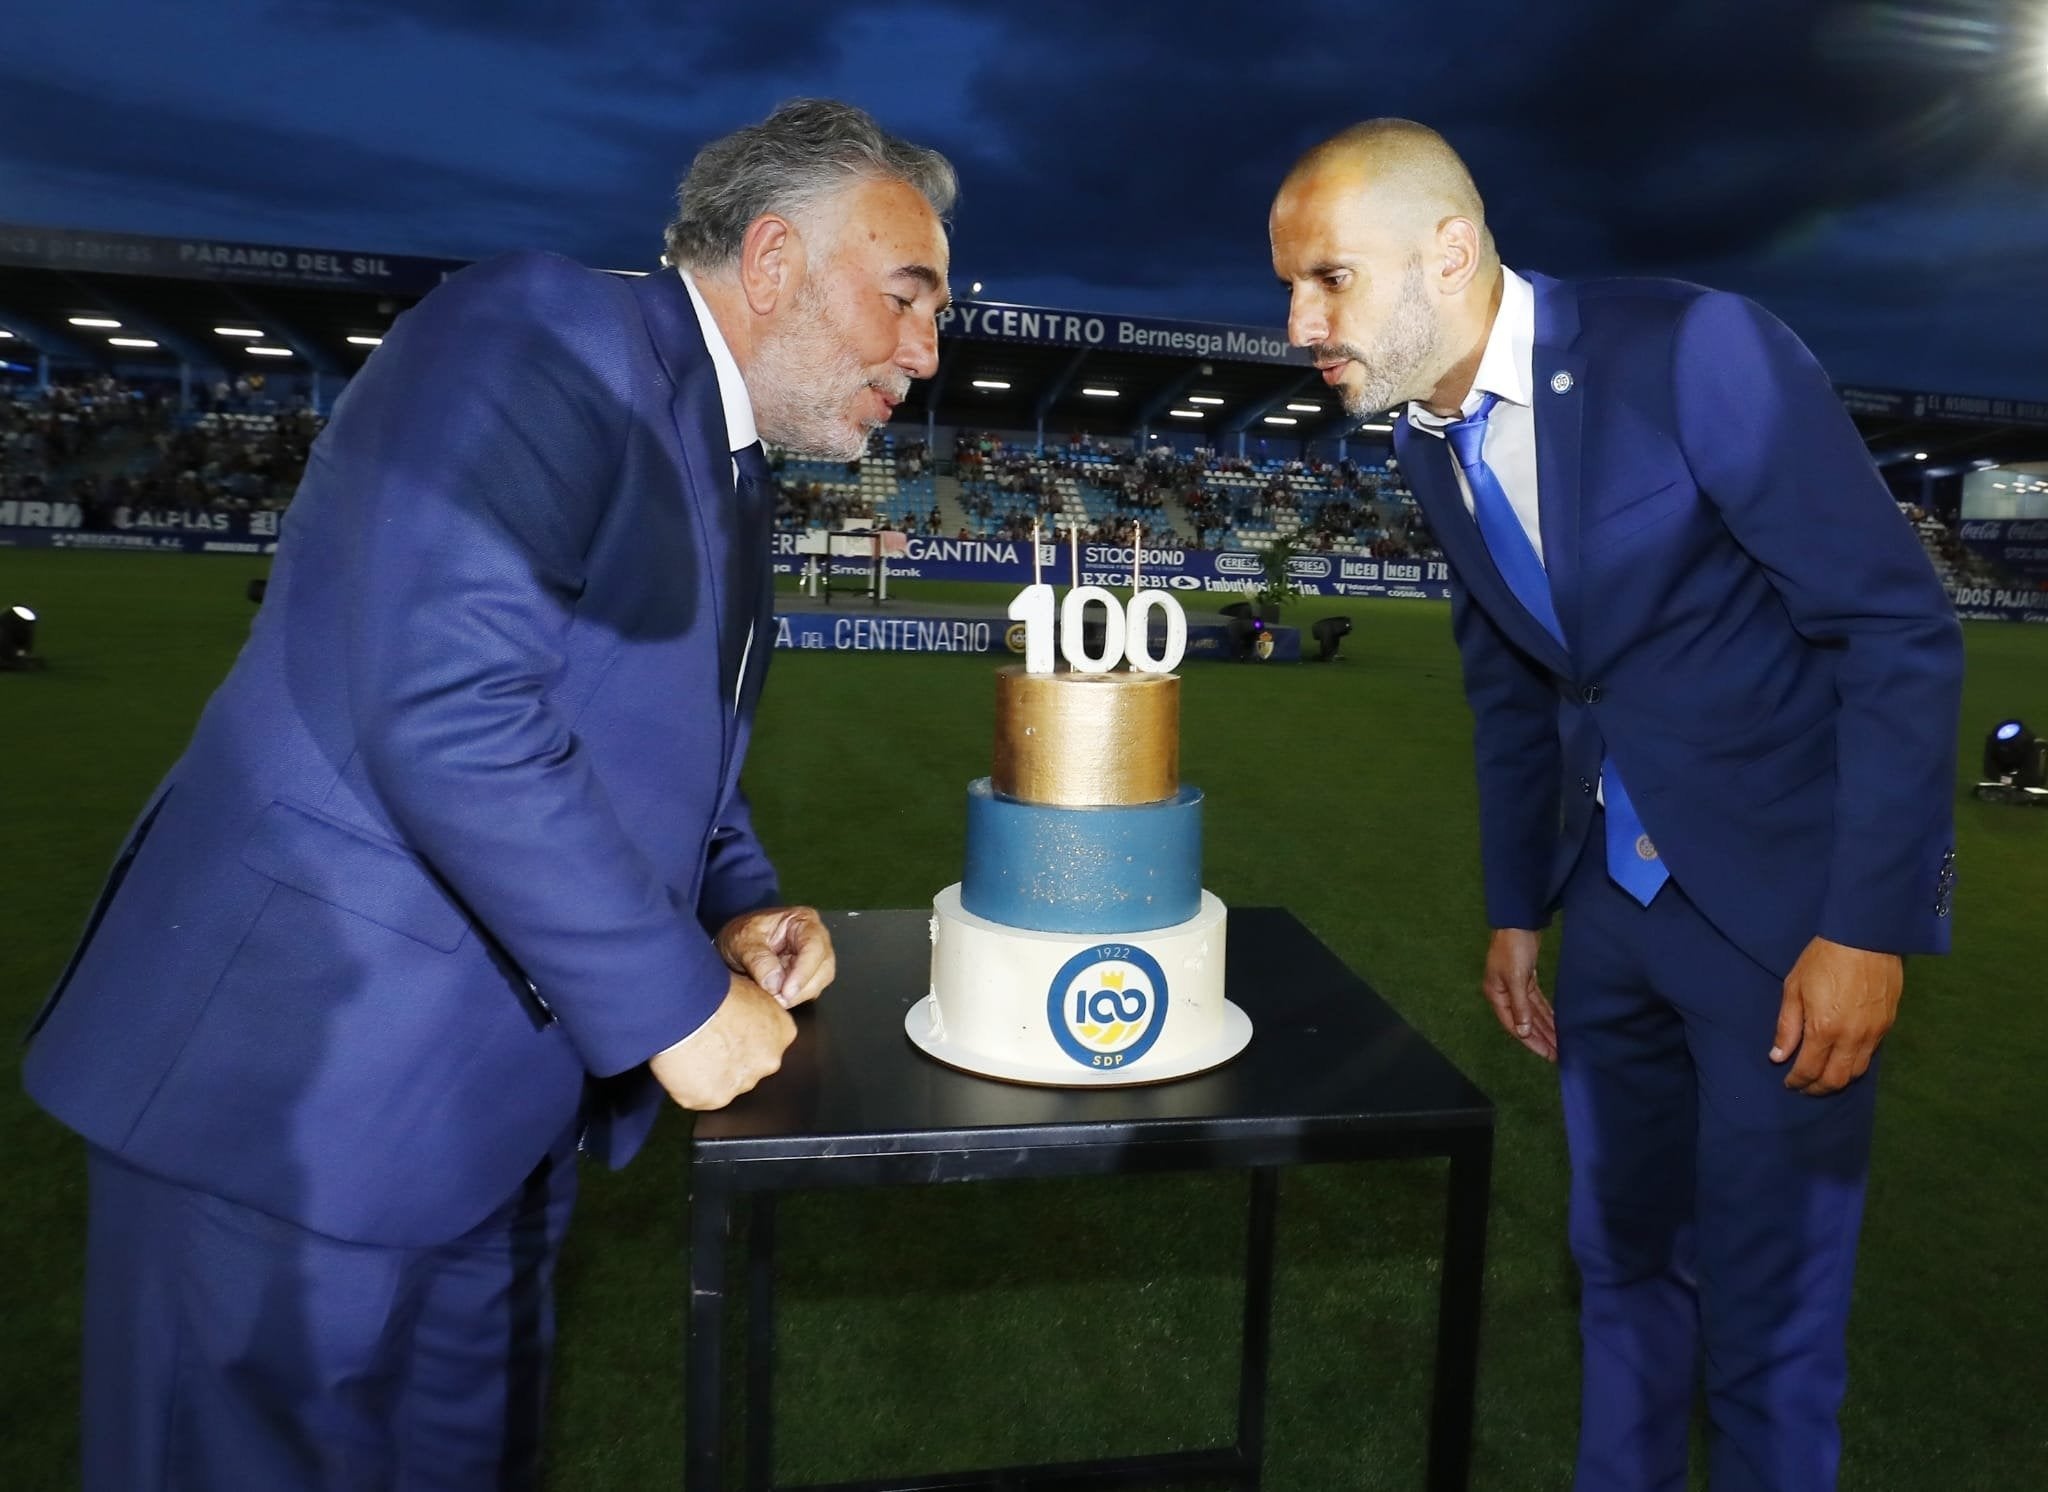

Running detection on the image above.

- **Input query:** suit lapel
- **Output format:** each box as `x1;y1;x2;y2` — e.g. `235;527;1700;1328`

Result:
1396;414;1572;676
631;270;745;757
1528;272;1586;659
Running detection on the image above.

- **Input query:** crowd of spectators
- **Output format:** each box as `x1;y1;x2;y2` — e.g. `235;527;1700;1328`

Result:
1;378;319;528
5;379;2030;600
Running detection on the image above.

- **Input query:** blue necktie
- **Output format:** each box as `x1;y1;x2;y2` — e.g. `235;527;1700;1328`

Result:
1443;394;1668;906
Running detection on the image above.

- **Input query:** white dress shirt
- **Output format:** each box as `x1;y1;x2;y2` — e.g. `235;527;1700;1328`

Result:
1408;268;1604;801
679;268;762;707
678;268;758;464
1405;266;1542;562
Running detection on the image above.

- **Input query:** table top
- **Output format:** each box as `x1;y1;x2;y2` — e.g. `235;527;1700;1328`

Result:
690;907;1492;1180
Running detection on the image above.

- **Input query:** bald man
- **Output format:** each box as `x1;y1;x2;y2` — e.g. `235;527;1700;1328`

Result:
1272;122;1961;1491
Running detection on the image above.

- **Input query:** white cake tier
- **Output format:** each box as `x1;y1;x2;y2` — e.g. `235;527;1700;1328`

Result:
912;884;1248;1087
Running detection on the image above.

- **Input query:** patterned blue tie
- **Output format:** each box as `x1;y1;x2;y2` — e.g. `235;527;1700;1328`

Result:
1443;393;1669;906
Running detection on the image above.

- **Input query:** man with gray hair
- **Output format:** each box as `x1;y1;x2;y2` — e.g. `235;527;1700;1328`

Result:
25;98;953;1488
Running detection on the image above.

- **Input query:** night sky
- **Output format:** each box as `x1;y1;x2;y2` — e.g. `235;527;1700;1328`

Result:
5;0;2045;396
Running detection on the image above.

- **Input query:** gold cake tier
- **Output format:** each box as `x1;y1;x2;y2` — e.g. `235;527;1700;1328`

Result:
992;666;1180;806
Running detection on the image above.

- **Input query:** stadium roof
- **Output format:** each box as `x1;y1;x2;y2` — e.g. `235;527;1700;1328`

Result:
4;221;2047;467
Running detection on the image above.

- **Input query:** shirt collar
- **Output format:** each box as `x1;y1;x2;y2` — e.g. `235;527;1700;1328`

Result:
1406;266;1535;436
678;267;758;454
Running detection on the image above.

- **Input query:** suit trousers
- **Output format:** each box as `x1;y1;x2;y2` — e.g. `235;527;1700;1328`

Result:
1558;826;1878;1492
80;1119;581;1491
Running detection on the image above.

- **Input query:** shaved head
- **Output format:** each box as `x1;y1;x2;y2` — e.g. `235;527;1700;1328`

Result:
1283;119;1495;269
1270;118;1503;418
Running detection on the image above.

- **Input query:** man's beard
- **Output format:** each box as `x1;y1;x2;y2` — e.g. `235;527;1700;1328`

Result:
1317;255;1441;419
750;277;905;461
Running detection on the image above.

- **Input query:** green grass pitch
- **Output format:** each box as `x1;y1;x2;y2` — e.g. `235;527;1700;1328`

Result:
1;550;2041;1489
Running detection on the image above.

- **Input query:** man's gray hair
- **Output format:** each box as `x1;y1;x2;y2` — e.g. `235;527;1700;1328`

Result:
664;99;957;270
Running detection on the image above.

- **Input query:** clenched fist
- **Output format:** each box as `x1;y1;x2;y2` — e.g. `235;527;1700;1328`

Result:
648;972;796;1110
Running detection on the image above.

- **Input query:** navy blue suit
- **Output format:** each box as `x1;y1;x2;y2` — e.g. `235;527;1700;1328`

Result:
1396;274;1961;1490
25;253;783;1483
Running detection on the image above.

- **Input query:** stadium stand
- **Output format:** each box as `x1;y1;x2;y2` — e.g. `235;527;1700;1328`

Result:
1;375;2031;598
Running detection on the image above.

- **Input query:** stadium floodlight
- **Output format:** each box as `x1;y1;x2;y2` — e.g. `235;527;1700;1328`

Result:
1914;451;1929;461
108;337;159;349
248;346;294;357
1;604;37;669
971;281;983;293
1285;401;1322;413
1263;415;1298;426
68;316;120;329
1169;408;1203;419
346;335;383;346
971;378;1010;390
1081;386;1119;398
1187;395;1224;406
1358;421;1394;433
214;326;263;338
1311;615;1353;662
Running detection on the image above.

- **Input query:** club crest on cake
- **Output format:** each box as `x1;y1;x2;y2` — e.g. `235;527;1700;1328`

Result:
1047;945;1169;1070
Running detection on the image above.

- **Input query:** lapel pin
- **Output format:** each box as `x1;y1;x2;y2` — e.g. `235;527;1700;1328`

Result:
1550;370;1574;395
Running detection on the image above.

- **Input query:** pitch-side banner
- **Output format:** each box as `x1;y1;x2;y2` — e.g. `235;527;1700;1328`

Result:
770;610;1305;663
770;533;1454;600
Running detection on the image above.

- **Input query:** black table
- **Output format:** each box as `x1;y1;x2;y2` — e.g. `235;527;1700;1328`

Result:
684;907;1494;1492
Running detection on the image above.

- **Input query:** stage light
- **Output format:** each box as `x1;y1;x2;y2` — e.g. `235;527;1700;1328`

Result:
0;328;14;338
1081;387;1119;397
1358;421;1394;433
1169;408;1203;419
1263;415;1298;426
1914;451;1929;461
248;346;293;358
1982;718;2042;782
971;379;1010;390
1311;615;1352;662
1188;395;1224;406
213;326;263;338
68;316;120;329
971;281;983;293
108;337;159;349
1286;401;1322;413
346;335;383;347
2;604;38;668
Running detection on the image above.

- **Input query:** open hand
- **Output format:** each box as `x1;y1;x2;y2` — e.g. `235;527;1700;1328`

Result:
1771;936;1901;1095
1482;927;1557;1062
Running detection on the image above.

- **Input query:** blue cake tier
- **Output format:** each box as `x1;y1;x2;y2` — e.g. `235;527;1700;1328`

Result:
960;776;1204;935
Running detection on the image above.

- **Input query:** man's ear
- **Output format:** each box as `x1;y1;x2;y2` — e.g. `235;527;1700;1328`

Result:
738;214;797;316
1436;217;1483;297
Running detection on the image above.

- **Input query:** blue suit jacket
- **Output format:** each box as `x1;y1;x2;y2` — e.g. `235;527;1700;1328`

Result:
25;253;783;1246
1394;273;1962;976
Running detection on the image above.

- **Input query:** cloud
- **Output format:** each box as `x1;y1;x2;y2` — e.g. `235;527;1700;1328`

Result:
3;0;2045;393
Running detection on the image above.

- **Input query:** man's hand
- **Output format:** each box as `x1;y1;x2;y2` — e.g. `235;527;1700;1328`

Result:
1771;936;1902;1095
1483;928;1557;1062
715;907;836;1009
648;972;796;1110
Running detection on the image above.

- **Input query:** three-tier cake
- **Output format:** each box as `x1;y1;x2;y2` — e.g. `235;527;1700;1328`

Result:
907;665;1250;1086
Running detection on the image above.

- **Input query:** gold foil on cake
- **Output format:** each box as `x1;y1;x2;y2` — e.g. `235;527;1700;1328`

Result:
992;667;1179;806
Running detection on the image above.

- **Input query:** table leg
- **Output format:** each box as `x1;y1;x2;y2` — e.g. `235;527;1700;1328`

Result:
1233;1167;1279;1487
746;1192;779;1492
1426;1130;1494;1492
687;1167;735;1492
